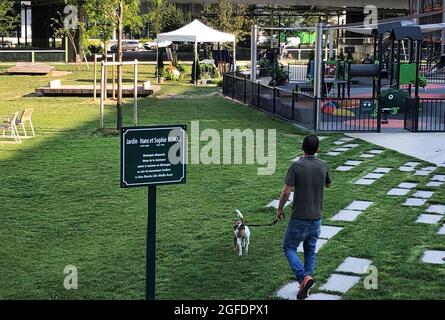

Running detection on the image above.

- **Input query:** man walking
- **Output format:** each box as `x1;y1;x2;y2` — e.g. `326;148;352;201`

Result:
276;134;331;300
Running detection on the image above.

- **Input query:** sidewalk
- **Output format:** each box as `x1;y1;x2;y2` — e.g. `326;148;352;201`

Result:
346;132;445;166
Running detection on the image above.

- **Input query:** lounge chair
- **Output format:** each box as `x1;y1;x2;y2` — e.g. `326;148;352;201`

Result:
16;108;35;138
0;111;21;144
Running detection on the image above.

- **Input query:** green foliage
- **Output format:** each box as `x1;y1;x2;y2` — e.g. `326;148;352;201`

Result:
200;0;252;42
176;63;188;74
418;74;427;88
145;0;185;36
78;0;142;55
271;63;289;86
258;58;271;77
0;0;19;40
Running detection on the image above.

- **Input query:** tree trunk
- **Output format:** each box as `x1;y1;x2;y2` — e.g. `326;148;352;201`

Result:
116;0;124;131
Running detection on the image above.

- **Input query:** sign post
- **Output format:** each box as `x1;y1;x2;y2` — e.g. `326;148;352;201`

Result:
121;125;187;300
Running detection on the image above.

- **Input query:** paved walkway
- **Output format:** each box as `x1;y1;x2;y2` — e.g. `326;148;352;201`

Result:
347;132;445;166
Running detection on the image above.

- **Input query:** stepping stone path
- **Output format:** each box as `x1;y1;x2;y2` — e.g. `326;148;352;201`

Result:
412;190;435;199
399;163;436;176
398;182;418;189
431;174;445;181
331;200;374;222
317;257;373;297
438;225;445;235
297;225;343;253
358;149;384;159
403;198;427;207
415;203;445;225
354;168;392;186
431;175;445;183
425;204;445;215
266;199;291;209
426;181;444;187
326;140;359;157
421;250;445;265
399;162;421;172
277;257;372;300
335;160;363;172
266;192;295;209
332;137;354;146
387;188;411;196
416;214;442;224
335;257;372;275
319;274;361;294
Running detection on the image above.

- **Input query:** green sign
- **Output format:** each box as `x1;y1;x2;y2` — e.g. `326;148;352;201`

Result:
120;125;186;188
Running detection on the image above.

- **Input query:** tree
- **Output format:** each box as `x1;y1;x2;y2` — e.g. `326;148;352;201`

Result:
0;0;19;46
200;0;252;42
145;0;185;36
79;0;142;130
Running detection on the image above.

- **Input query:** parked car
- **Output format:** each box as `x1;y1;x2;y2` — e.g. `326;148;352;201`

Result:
144;41;157;50
110;40;141;52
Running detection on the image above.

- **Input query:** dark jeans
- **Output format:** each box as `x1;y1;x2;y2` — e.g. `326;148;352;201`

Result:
283;218;321;284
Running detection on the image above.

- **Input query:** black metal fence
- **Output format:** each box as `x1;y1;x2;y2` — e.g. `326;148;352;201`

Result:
420;61;445;83
318;98;380;131
223;73;316;129
223;74;381;132
405;97;445;132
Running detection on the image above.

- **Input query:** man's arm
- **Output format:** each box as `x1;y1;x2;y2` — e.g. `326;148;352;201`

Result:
276;184;294;220
325;171;331;188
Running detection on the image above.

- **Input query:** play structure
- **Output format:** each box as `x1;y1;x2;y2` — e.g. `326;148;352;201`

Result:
223;14;445;132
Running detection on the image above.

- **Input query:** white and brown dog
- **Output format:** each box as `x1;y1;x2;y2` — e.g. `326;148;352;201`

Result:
233;209;250;256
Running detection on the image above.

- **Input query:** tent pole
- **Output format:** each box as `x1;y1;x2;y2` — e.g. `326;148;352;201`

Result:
194;41;198;85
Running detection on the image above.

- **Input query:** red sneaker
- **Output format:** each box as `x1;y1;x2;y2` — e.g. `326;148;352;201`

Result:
297;275;314;300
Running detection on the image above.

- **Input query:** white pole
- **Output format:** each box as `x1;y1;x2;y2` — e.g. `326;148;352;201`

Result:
251;24;258;81
156;44;160;84
100;61;105;129
442;0;445;56
233;41;237;76
328;29;334;60
314;23;324;131
93;54;97;101
112;54;116;100
134;59;138;126
194;41;198;85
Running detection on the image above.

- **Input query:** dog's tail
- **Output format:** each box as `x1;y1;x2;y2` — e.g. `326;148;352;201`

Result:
235;209;245;223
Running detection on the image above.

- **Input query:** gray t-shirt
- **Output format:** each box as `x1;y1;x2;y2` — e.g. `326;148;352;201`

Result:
284;155;331;220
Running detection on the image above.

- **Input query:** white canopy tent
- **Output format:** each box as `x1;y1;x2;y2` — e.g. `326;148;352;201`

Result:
156;19;236;84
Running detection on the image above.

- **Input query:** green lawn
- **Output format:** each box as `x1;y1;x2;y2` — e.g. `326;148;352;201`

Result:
0;64;444;299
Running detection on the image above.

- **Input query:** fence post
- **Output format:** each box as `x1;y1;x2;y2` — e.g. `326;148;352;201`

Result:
232;75;235;99
414;97;419;132
257;83;260;107
313;98;318;132
377;97;382;133
273;88;276;114
243;77;247;104
291;91;295;120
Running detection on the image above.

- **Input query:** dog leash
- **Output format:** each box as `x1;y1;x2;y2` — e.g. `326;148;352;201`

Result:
247;219;279;227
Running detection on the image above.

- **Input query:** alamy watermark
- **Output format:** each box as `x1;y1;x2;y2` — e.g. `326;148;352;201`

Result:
167;121;277;176
63;265;78;290
363;265;378;290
